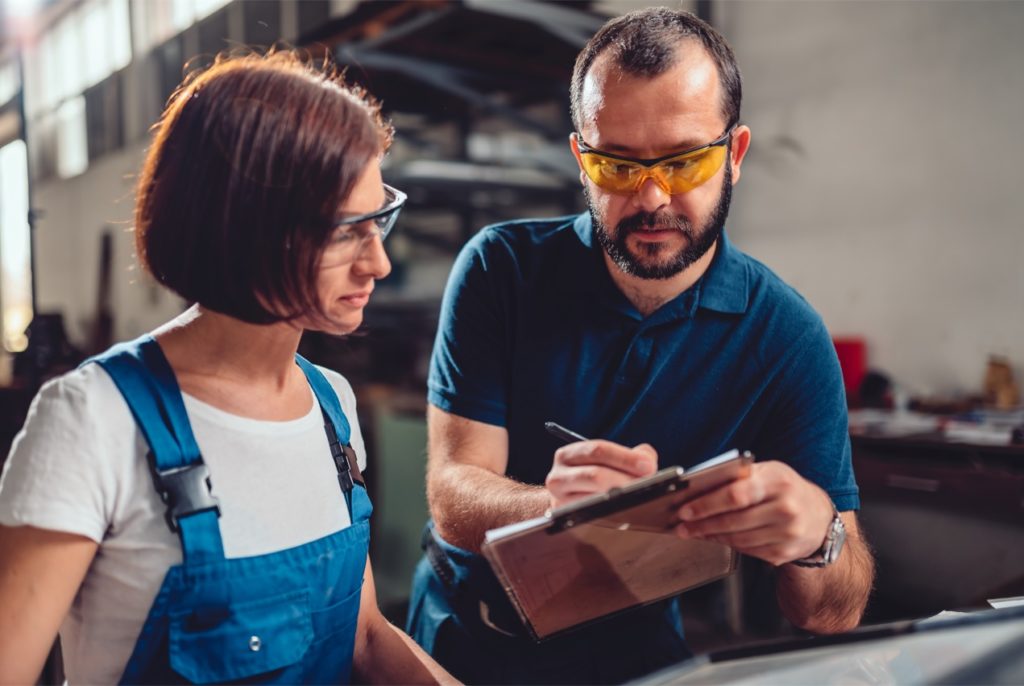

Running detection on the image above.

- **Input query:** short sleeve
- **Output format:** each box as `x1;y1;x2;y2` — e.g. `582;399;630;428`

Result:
0;368;121;541
427;230;513;427
754;321;860;512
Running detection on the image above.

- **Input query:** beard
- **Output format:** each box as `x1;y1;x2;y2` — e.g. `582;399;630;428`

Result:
587;160;733;280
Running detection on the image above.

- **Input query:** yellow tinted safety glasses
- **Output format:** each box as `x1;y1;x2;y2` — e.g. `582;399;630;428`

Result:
574;130;732;195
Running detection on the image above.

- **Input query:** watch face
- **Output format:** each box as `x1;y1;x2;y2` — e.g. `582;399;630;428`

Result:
825;516;847;564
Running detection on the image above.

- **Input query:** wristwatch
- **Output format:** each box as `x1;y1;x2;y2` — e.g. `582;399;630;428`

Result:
791;504;846;568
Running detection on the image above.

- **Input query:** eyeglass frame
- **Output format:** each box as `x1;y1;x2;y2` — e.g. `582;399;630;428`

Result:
328;182;407;244
573;128;734;168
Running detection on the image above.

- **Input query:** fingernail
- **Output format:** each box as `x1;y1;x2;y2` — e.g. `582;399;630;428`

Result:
676;523;688;536
680;506;694;520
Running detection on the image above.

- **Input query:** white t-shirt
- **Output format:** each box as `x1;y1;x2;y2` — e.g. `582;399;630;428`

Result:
0;362;367;684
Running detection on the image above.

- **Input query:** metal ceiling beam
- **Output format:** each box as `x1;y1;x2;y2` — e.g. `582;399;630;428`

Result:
333;47;566;140
462;0;605;47
354;5;456;52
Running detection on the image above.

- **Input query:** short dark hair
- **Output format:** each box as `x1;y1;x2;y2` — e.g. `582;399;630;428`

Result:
570;7;742;133
135;49;393;324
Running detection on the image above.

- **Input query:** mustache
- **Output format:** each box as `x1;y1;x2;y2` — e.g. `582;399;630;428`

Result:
617;211;691;234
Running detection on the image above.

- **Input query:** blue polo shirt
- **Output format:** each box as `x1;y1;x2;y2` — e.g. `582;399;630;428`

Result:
428;213;859;511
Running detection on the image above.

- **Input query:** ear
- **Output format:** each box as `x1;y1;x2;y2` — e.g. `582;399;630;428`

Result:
569;133;588;186
728;125;752;185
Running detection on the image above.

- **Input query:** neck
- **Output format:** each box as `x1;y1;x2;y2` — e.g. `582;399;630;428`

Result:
154;305;303;387
605;239;718;318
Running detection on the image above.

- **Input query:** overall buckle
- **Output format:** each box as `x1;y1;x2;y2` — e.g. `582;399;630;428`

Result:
150;457;221;533
323;416;357;493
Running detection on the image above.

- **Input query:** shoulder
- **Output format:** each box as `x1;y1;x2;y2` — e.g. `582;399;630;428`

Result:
8;361;147;487
444;215;589;304
458;214;584;270
725;246;834;366
475;214;582;246
741;251;827;332
312;365;357;411
0;362;141;540
25;362;133;429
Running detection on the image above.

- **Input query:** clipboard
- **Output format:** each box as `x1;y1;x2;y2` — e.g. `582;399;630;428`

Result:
480;450;754;641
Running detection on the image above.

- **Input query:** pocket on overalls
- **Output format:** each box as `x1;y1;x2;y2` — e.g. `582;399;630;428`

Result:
168;588;314;683
309;581;361;644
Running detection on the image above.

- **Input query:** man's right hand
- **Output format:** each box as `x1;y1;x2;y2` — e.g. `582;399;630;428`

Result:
545;440;658;509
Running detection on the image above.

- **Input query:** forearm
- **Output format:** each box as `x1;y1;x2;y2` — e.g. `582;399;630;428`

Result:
0;565;50;684
429;461;548;552
0;592;49;685
775;526;875;633
353;613;458;685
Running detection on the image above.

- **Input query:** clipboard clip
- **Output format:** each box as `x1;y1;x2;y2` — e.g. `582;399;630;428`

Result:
547;472;689;535
541;451;750;536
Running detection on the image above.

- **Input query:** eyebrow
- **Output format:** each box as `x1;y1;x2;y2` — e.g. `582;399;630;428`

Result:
597;137;712;156
335;194;391;222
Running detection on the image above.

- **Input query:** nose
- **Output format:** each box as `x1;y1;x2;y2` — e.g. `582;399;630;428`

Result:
633;175;672;214
352;233;392;279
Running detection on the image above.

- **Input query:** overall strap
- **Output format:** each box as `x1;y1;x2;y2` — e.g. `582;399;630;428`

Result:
89;335;225;566
295;355;351;444
294;356;366;518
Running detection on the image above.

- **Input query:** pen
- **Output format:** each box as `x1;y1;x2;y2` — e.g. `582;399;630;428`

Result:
544;421;589;444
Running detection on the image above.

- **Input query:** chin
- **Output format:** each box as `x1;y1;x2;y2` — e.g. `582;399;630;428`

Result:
317;314;363;337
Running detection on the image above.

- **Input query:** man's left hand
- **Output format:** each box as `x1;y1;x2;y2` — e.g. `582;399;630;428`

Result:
674;461;834;566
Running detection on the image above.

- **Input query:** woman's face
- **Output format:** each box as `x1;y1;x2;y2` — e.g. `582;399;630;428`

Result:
303;164;392;335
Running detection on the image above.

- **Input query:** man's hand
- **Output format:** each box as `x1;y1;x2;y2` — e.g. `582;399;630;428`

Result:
674;461;834;566
545;440;658;509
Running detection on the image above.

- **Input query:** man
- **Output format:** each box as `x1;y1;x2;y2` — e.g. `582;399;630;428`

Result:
406;7;875;684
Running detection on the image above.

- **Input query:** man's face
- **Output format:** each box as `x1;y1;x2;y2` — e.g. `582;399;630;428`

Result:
573;45;749;281
584;159;732;280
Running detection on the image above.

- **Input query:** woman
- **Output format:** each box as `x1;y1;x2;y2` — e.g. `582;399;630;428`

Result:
0;51;454;684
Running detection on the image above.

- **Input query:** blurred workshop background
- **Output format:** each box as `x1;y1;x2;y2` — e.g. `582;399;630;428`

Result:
1;0;1023;655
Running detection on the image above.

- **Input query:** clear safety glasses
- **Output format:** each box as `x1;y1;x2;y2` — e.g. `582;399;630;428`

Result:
322;183;406;265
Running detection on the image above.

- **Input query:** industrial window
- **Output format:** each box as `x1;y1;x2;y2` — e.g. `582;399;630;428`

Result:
0;60;18;108
24;0;131;117
22;0;131;180
0;140;34;353
132;0;232;55
55;95;87;179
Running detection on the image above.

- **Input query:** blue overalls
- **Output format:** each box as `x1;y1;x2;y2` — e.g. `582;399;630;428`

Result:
89;336;371;684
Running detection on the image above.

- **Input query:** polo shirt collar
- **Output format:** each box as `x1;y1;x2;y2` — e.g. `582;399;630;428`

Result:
698;231;750;314
572;211;596;248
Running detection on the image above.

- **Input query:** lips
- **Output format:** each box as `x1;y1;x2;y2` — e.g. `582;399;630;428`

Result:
339;291;372;307
619;208;686;232
630;227;678;241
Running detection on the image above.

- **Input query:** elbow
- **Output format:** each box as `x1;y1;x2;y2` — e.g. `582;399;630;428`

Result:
425;466;474;551
430;511;478;553
425;464;447;524
793;610;863;635
784;540;875;635
785;594;867;634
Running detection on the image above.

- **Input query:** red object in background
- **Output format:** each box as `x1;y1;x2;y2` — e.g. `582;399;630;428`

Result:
833;337;866;405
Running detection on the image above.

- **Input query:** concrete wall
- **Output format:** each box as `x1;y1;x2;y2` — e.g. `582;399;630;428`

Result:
716;0;1024;397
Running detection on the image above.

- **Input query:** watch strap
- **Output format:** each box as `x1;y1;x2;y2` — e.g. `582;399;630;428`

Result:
791;503;844;568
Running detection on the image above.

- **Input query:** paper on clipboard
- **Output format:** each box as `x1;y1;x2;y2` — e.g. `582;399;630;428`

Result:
481;450;754;641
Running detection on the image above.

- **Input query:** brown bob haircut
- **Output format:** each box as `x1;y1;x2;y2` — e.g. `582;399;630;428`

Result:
135;50;393;324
